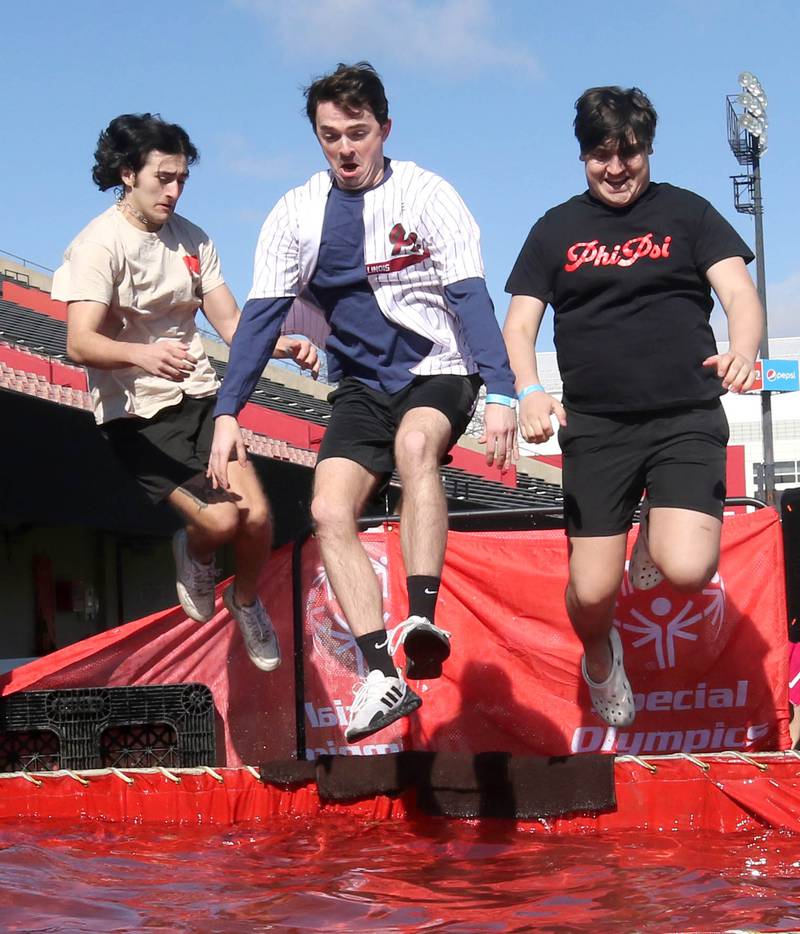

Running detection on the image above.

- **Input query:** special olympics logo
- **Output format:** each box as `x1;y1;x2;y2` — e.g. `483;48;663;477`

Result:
305;554;391;677
614;565;728;672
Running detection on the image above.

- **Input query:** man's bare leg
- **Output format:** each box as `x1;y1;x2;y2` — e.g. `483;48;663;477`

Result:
168;476;239;564
567;533;635;725
312;457;422;742
311;457;382;638
169;464;278;667
391;406;454;678
394;406;452;576
170;462;272;604
168;476;238;620
225;460;272;606
646;506;722;592
566;535;628;682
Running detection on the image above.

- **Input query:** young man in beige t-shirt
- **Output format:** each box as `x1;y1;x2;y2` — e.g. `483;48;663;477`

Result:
53;113;319;670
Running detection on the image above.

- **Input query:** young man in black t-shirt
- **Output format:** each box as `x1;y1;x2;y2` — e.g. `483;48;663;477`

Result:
503;86;763;728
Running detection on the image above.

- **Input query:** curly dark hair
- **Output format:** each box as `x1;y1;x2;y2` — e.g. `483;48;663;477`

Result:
574;87;657;156
304;62;389;129
91;113;199;191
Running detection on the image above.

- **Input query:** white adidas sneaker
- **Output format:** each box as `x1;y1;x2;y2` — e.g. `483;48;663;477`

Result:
344;670;422;743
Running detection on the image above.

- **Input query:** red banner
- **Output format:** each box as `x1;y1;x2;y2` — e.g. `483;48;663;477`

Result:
1;509;789;764
301;509;789;759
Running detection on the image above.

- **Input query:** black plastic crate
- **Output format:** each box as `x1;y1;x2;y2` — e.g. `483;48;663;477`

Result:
0;683;215;771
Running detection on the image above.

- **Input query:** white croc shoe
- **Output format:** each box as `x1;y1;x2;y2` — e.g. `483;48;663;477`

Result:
581;627;635;727
629;499;664;591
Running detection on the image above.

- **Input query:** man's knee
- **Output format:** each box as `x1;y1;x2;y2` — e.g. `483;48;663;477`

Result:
395;427;443;475
311;490;358;537
190;503;240;544
237;495;271;538
567;573;622;617
660;553;718;592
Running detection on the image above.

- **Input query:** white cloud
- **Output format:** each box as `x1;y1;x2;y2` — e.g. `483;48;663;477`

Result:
237;0;538;77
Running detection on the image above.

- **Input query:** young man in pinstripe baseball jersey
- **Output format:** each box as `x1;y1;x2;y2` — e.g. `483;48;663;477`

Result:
209;62;518;742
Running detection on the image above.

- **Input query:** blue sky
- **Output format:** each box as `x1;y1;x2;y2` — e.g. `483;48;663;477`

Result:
1;0;798;354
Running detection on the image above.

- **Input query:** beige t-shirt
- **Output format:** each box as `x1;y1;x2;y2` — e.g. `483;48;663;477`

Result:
52;205;224;424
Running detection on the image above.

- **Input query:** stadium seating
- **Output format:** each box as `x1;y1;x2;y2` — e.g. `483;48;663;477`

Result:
0;275;564;514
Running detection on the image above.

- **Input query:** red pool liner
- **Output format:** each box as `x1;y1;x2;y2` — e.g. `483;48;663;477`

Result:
1;752;799;833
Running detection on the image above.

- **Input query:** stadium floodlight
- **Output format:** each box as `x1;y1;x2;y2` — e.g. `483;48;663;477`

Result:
739;92;763;117
740;112;765;137
738;71;763;95
726;72;773;503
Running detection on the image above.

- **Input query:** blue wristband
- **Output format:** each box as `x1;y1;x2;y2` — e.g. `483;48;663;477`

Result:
518;383;545;400
485;393;516;407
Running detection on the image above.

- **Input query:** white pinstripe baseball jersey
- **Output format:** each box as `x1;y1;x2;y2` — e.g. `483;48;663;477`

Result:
249;160;485;379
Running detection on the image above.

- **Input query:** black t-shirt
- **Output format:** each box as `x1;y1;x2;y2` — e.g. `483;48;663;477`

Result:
505;182;754;413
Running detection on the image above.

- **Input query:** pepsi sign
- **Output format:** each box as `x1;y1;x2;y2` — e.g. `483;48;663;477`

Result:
748;359;799;392
761;358;799;392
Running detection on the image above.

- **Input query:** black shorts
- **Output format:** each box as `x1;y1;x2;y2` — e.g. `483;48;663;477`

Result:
559;400;729;538
101;394;216;503
317;375;482;476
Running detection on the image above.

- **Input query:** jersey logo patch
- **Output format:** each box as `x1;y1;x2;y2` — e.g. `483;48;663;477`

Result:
564;233;671;272
183;254;201;276
366;222;430;276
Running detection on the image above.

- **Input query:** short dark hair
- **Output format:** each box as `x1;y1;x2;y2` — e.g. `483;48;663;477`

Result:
574;86;657;155
92;113;199;191
304;62;389;129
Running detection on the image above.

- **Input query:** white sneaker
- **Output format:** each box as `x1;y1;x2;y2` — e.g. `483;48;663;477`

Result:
172;529;217;622
380;616;452;680
629;499;664;590
581;627;635;727
344;670;422;743
223;586;281;672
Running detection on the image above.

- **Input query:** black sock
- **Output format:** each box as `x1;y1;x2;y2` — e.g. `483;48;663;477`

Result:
355;630;396;677
407;575;440;623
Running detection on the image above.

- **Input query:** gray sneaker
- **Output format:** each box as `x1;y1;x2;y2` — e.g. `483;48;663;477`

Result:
223;585;281;672
172;529;217;622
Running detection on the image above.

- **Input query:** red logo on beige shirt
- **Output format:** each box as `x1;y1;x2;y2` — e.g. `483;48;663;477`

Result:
183;254;200;276
564;233;671;272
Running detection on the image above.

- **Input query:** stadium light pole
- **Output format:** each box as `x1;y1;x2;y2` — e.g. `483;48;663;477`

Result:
726;72;774;505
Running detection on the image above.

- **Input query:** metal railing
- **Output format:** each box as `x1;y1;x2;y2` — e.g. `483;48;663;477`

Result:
0;249;54;275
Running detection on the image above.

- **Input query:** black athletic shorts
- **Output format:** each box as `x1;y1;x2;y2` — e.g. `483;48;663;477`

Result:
100;394;216;503
559;399;729;538
317;374;482;476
